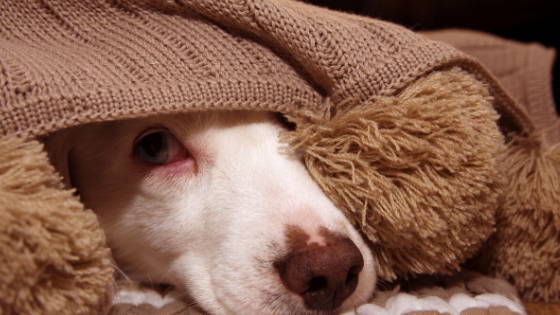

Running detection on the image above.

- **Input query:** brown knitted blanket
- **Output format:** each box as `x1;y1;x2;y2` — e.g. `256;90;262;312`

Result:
424;30;559;146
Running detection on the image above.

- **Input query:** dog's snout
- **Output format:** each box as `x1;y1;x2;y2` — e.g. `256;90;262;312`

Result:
274;226;364;310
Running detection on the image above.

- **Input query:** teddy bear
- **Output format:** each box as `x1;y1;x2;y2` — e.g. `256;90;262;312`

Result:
1;0;558;314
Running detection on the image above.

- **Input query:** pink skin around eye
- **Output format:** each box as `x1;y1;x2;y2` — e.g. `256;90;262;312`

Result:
135;133;198;179
153;139;197;178
157;156;195;173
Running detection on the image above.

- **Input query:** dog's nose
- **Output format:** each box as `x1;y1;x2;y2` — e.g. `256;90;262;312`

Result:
274;231;364;310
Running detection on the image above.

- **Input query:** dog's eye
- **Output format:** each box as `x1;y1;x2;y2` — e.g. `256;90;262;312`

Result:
134;130;187;165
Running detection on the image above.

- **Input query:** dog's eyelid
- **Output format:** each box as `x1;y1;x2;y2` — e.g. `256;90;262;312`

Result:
133;125;172;144
132;126;192;167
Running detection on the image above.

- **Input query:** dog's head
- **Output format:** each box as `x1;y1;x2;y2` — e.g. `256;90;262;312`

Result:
45;111;375;314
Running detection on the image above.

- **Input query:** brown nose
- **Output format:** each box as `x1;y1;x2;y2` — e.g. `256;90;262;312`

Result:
274;229;364;310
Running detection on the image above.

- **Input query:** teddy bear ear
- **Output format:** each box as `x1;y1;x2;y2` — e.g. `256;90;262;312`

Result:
0;135;114;315
285;67;505;281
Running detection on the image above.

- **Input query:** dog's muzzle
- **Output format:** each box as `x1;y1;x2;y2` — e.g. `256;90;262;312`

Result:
274;225;364;310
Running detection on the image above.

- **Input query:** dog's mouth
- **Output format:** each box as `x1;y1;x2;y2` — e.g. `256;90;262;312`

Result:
139;283;350;315
110;232;374;315
149;238;372;315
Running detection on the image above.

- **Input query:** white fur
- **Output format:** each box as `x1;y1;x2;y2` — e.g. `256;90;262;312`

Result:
45;111;376;315
112;287;179;308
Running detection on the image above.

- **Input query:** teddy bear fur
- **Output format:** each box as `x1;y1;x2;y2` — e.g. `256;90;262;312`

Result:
287;66;560;307
286;68;504;281
0;136;114;315
288;66;560;304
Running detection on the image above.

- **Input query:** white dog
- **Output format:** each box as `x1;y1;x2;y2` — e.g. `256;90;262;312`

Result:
45;110;377;315
45;110;526;315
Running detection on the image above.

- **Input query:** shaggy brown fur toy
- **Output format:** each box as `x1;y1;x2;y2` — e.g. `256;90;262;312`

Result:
286;68;504;281
0;136;114;314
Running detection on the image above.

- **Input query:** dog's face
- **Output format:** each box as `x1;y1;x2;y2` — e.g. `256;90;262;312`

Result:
45;111;376;314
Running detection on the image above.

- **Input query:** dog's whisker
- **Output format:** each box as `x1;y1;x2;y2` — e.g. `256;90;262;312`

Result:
175;291;200;309
111;261;133;283
375;277;393;291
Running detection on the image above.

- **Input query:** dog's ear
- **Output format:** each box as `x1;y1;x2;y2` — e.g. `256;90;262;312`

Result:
43;130;75;189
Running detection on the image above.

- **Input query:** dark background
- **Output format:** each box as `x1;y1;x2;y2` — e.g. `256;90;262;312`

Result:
305;0;560;112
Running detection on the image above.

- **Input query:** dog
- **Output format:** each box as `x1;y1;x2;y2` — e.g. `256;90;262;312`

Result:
45;110;377;315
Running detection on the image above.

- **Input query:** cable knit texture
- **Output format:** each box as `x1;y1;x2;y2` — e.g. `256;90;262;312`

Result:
0;0;533;138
